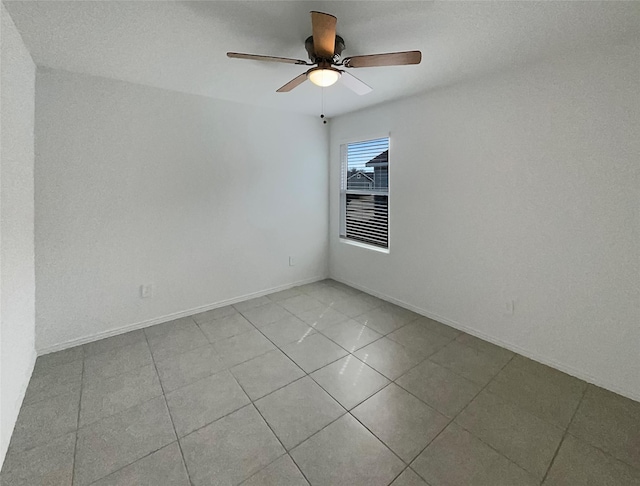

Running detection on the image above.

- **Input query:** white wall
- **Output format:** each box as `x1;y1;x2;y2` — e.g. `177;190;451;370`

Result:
35;68;328;352
0;4;37;465
329;41;640;400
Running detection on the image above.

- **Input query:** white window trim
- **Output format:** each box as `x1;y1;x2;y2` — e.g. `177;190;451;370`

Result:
339;134;391;252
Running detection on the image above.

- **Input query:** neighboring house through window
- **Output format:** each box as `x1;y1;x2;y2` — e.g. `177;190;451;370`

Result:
340;137;390;249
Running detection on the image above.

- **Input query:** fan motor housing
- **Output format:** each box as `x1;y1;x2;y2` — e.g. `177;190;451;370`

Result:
305;35;345;63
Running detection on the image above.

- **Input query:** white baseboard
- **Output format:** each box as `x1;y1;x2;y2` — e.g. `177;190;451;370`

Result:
331;276;640;403
37;275;327;356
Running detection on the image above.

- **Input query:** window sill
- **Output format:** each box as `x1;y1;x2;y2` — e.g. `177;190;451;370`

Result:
339;238;390;254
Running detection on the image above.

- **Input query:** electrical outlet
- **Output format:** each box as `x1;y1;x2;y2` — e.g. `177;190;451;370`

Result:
289;256;295;267
140;284;153;299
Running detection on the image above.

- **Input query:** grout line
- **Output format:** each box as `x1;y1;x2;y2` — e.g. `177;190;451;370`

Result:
285;452;314;486
18;280;635;486
82;442;182;486
386;465;411;486
77;287;444;483
225;376;284;447
143;330;195;486
70;356;84;486
540;384;589;484
407;353;531;485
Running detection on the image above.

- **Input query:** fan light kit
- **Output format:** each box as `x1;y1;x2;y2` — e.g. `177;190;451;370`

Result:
227;11;422;95
307;67;341;87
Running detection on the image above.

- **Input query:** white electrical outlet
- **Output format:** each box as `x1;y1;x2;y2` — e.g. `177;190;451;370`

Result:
289;257;295;266
140;284;153;299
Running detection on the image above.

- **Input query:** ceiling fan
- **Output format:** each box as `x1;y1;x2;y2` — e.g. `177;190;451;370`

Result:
227;11;421;95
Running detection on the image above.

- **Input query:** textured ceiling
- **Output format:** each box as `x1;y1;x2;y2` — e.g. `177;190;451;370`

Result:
5;1;640;117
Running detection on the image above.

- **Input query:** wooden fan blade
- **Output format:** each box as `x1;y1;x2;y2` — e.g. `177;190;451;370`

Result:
276;72;308;92
227;52;308;65
340;71;372;95
311;11;337;58
344;50;422;68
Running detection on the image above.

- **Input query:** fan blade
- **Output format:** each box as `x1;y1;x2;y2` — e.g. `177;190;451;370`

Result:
276;72;308;92
340;71;372;95
227;52;308;65
344;50;422;68
311;11;337;58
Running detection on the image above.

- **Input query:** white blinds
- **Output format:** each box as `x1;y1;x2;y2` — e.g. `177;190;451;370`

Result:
340;137;389;248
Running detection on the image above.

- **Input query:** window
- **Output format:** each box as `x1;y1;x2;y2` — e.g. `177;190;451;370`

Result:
340;137;389;249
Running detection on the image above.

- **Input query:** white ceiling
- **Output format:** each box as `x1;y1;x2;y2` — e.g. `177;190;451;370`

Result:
5;1;640;117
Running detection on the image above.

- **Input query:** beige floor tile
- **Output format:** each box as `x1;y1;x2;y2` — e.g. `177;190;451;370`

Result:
266;287;303;302
412;316;462;340
486;355;586;428
390;468;429;486
212;329;276;367
8;389;80;453
155;345;226;392
279;294;325;315
569;385;640;470
255;377;345;450
290;414;404;486
144;317;196;340
91;442;191;486
198;312;254;342
311;355;390;409
33;346;83;373
83;340;153;381
354;337;428;380
23;359;83;405
241;455;309;486
455;333;514;362
298;306;350;331
180;405;284;486
544;434;640;486
329;295;382;318
74;397;175;486
80;364;163;427
83;330;146;357
352;384;449;462
412;423;538;486
0;433;75;486
378;303;420;322
455;391;564;479
429;340;510;386
259;315;316;347
305;285;353;305
387;322;452;356
354;307;411;335
321;319;382;352
231;350;305;400
146;322;209;363
165;370;249;437
395;359;482;418
280;333;348;373
324;280;362;296
241;302;293;328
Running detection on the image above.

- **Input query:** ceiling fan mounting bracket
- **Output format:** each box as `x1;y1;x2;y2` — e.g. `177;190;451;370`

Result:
305;35;345;64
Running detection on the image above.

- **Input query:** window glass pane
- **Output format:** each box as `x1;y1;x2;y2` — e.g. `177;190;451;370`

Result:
341;137;390;249
346;138;389;192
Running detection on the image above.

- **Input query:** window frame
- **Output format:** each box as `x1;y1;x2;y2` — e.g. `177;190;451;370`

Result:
339;135;391;252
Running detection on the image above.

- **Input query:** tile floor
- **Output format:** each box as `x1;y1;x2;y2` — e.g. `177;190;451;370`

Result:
2;279;640;485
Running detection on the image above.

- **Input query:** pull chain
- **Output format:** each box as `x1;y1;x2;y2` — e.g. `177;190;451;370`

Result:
320;87;327;124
